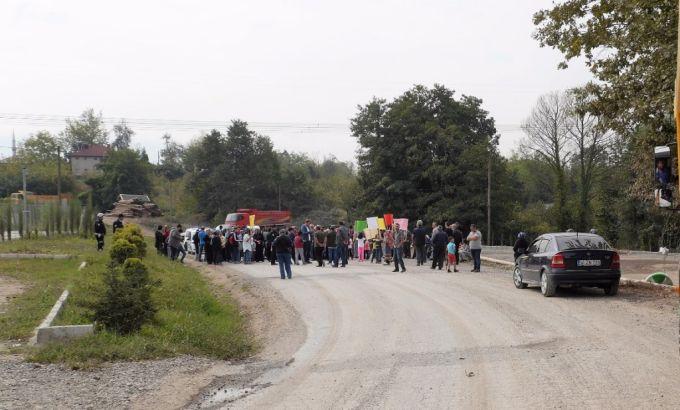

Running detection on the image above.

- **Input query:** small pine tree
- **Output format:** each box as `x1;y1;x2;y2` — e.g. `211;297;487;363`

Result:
94;258;156;334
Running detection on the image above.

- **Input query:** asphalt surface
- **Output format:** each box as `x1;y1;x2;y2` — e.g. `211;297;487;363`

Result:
219;257;680;409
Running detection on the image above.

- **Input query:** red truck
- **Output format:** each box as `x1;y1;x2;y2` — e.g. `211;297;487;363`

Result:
224;208;292;228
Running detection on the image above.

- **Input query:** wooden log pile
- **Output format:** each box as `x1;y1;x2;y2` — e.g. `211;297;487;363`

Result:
107;198;163;218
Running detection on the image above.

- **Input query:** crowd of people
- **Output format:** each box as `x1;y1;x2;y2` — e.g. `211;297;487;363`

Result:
149;219;485;280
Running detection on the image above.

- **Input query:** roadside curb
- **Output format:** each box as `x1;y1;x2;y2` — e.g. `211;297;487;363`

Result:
28;289;94;345
0;253;71;260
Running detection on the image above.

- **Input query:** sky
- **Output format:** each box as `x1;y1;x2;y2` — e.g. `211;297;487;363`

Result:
0;0;593;163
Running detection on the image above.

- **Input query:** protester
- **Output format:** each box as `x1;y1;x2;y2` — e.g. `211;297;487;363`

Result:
467;224;483;272
243;229;253;264
392;224;406;273
192;228;200;259
162;225;171;256
357;231;366;262
403;230;412;259
326;225;337;265
169;224;186;263
431;226;448;270
228;229;240;263
383;228;394;265
94;213;106;251
452;223;463;272
446;236;457;273
301;219;312;263
273;229;293;279
253;228;265;262
211;230;223;265
335;221;349;267
112;214;124;233
154;225;164;255
513;232;529;261
197;227;207;261
314;225;326;267
413;220;427;266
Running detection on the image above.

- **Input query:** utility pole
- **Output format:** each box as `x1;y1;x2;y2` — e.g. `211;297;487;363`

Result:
22;167;28;237
487;153;491;246
57;146;62;203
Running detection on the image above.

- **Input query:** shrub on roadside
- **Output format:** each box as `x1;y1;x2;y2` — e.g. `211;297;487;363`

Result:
112;224;147;258
109;239;139;264
93;258;157;334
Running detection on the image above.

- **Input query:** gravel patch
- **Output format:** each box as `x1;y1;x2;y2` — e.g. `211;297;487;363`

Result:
0;354;219;409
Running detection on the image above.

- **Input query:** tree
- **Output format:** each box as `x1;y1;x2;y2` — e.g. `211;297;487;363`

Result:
22;131;60;162
352;84;508;234
158;133;185;180
521;92;573;230
566;93;610;230
61;108;109;152
533;0;677;138
88;149;152;209
111;120;134;150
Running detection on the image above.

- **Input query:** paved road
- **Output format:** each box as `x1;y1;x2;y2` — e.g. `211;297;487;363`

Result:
222;258;679;409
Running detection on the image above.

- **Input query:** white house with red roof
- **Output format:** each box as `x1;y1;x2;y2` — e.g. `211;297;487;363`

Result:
70;144;109;176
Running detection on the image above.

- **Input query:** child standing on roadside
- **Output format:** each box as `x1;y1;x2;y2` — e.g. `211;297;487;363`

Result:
446;237;458;273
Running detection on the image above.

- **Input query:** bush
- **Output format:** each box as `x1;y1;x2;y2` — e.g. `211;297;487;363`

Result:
93;258;156;334
109;239;138;264
113;224;147;258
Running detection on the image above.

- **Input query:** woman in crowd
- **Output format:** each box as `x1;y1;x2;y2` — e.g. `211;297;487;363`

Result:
211;230;223;265
253;228;265;262
242;229;253;264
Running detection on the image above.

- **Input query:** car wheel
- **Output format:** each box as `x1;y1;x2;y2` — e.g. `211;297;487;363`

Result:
603;281;619;296
513;267;528;289
540;271;556;297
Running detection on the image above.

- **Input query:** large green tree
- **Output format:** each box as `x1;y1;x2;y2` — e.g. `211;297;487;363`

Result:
88;149;152;209
61;108;109;152
352;84;515;238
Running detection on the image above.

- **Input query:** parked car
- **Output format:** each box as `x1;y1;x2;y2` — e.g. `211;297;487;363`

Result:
513;232;621;297
183;227;200;255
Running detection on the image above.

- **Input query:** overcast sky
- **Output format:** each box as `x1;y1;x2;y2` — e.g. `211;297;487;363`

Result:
0;0;592;163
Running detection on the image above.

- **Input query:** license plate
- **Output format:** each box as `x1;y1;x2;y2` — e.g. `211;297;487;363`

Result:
577;260;601;267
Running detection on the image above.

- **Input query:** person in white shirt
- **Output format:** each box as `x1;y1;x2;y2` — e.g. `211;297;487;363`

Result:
242;229;253;264
466;224;483;272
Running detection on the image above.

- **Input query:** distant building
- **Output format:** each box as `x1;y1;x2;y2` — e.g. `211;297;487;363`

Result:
70;144;109;176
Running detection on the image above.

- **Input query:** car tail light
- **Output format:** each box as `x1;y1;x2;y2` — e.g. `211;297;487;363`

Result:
551;253;565;269
611;252;620;269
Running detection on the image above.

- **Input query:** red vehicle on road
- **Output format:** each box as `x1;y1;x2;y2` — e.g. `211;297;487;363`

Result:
224;209;292;228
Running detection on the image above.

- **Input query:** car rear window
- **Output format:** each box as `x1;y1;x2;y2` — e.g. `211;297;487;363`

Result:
556;235;611;251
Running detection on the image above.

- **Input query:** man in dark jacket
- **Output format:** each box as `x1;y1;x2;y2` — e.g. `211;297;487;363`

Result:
155;225;165;254
413;220;427;266
513;232;529;261
112;214;124;233
273;229;294;279
430;226;448;270
335;221;350;267
94;213;106;251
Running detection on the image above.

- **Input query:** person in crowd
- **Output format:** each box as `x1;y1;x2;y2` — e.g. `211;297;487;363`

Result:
431;222;439;236
425;233;432;260
253;228;265;262
444;221;454;238
268;228;279;265
467;224;483;272
335;221;350;267
392;224;406;273
356;231;366;262
221;229;229;262
446;236;457;273
431;225;448;270
403;229;412;259
162;225;171;257
242;229;253;264
273;229;294;279
513;232;529;261
191;228;200;259
112;214;124;233
94;213;106;251
301;219;312;263
228;229;240;263
325;225;337;265
383;227;394;265
264;228;273;263
413;220;427;266
196;227;207;261
373;230;384;263
205;230;214;264
211;230;223;265
314;225;326;267
154;225;164;255
169;224;186;263
293;231;304;265
452;222;463;272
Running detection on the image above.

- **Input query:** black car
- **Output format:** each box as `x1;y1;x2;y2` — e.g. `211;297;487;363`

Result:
513;233;621;297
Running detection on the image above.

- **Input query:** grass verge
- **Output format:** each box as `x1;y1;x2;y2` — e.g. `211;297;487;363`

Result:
0;233;252;367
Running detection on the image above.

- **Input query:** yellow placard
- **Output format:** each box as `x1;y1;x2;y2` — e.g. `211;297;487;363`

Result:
377;218;386;230
249;214;255;227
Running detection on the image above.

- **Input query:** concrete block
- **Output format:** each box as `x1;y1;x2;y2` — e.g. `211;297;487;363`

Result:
36;325;94;344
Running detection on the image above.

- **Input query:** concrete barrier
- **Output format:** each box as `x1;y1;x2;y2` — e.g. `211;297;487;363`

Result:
29;289;94;345
0;253;71;260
